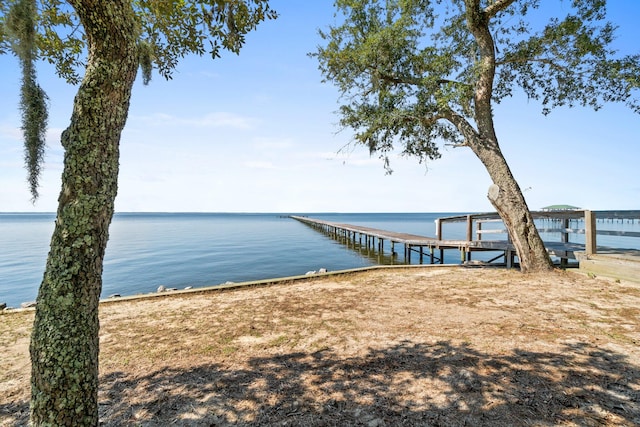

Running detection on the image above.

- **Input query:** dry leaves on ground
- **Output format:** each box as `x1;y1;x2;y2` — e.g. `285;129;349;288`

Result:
1;266;639;426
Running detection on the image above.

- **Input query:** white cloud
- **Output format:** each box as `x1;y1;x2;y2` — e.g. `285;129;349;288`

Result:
195;112;256;129
243;161;276;170
251;137;294;150
0;123;21;141
134;112;257;129
46;127;64;143
342;156;384;167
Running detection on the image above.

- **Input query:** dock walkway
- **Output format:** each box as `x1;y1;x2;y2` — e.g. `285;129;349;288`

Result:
291;212;640;273
290;215;520;266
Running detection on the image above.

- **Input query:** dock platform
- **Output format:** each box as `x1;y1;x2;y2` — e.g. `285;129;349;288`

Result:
291;211;640;275
291;215;522;266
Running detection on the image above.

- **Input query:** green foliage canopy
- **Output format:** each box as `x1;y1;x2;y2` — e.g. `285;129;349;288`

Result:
313;0;640;171
1;0;277;83
0;0;277;198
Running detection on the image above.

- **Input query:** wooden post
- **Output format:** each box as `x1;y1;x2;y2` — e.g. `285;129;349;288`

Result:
585;210;597;255
562;218;569;243
561;217;569;267
466;215;473;242
436;219;442;240
477;221;483;241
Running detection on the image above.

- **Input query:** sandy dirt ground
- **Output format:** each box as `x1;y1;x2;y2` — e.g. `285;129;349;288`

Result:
1;266;639;426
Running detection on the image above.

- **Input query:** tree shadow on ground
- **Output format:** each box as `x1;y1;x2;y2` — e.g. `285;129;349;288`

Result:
3;341;639;426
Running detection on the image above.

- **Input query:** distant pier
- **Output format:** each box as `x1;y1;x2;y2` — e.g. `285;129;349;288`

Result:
291;215;504;266
291;210;640;278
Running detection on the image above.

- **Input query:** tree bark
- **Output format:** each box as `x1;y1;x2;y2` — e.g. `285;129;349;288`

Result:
29;1;138;425
473;140;553;272
463;0;552;273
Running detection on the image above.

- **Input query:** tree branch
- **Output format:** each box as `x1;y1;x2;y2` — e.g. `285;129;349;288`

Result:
440;108;479;144
372;67;422;86
484;0;517;18
373;69;472;90
418;112;448;128
464;0;497;140
496;56;571;73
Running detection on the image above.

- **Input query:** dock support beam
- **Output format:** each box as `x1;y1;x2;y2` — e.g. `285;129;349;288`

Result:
585;210;597;255
506;250;513;268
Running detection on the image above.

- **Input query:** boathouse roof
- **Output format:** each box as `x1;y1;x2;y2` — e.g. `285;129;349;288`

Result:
541;204;581;211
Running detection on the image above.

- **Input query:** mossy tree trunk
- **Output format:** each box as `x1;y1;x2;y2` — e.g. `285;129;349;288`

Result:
29;1;139;425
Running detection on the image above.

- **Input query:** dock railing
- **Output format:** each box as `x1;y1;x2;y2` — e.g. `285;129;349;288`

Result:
436;210;640;257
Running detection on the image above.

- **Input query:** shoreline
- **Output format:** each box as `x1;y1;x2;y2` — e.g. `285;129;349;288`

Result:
3;211;640;312
2;264;463;313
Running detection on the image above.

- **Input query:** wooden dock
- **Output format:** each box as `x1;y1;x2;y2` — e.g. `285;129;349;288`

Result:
291;210;640;274
291;215;519;266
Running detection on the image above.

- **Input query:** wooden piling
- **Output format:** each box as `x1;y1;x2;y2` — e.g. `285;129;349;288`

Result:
585;210;597;256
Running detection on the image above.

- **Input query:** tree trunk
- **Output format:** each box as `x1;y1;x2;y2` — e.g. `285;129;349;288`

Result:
463;0;553;273
29;1;138;425
472;139;553;272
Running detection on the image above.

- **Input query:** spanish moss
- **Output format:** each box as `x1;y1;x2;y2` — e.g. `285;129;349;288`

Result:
138;40;153;85
7;0;49;202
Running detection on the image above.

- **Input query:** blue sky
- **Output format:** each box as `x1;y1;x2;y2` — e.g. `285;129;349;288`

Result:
1;0;638;213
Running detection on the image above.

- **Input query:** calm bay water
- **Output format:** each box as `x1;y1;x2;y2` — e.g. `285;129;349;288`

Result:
0;212;457;307
1;212;638;308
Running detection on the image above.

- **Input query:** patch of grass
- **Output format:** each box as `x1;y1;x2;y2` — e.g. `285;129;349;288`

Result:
268;335;289;347
222;346;238;356
219;335;235;345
